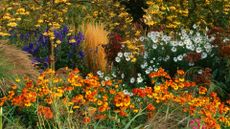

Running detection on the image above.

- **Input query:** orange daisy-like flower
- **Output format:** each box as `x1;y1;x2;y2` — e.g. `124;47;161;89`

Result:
146;104;155;111
0;96;7;106
94;114;107;120
83;117;91;124
114;92;130;108
199;86;207;95
38;105;53;119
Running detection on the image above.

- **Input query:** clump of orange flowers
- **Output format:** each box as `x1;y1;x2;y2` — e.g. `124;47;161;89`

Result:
38;105;53;119
0;68;229;128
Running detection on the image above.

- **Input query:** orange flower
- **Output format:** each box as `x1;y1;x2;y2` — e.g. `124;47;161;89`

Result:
45;97;53;104
114;92;130;108
98;102;109;112
64;86;74;91
199;86;207;95
38;105;53;119
177;70;185;76
0;97;7;106
97;100;103;106
146;104;155;111
105;80;112;86
119;110;128;117
102;95;108;101
11;84;17;90
149;68;171;79
83;117;91;124
109;89;116;94
71;95;85;104
94;114;106;120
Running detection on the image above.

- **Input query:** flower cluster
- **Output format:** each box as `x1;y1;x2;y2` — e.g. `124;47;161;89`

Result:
0;0;71;38
17;26;84;70
140;27;216;75
143;0;230;30
0;68;229;128
144;0;189;29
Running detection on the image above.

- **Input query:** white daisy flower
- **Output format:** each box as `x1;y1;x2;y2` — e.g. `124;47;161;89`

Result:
151;37;158;43
171;47;177;52
123;90;129;95
121;73;125;79
173;57;178;62
139;36;145;42
124;52;130;57
178;41;184;46
141;64;146;69
196;47;202;53
152;44;158;49
105;76;110;81
204;44;211;50
193;24;198;29
154;68;158;72
117;52;123;57
145;69;150;74
115;57;121;62
126;57;130;61
171;41;178;47
147;32;152;38
184;39;192;45
201;52;207;59
148;66;153;71
97;71;102;76
137;77;143;83
198;70;203;74
186;44;192;50
112;72;117;78
130;77;135;83
194;36;202;43
177;55;183;61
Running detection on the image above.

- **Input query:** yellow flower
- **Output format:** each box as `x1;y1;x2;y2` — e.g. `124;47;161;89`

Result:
15;78;21;82
38;19;43;23
7;22;17;27
69;39;76;43
146;1;154;5
133;109;139;113
56;40;61;44
73;105;80;109
97;100;103;106
131;58;137;63
154;86;161;92
0;32;10;36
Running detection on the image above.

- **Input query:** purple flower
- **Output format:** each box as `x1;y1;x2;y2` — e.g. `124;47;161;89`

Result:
62;25;68;36
79;51;84;58
54;30;63;41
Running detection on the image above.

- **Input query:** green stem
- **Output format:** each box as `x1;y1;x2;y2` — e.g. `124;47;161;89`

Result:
50;40;55;71
0;107;3;129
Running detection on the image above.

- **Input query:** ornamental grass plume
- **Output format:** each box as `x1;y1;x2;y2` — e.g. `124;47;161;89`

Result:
81;23;109;73
0;41;38;79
